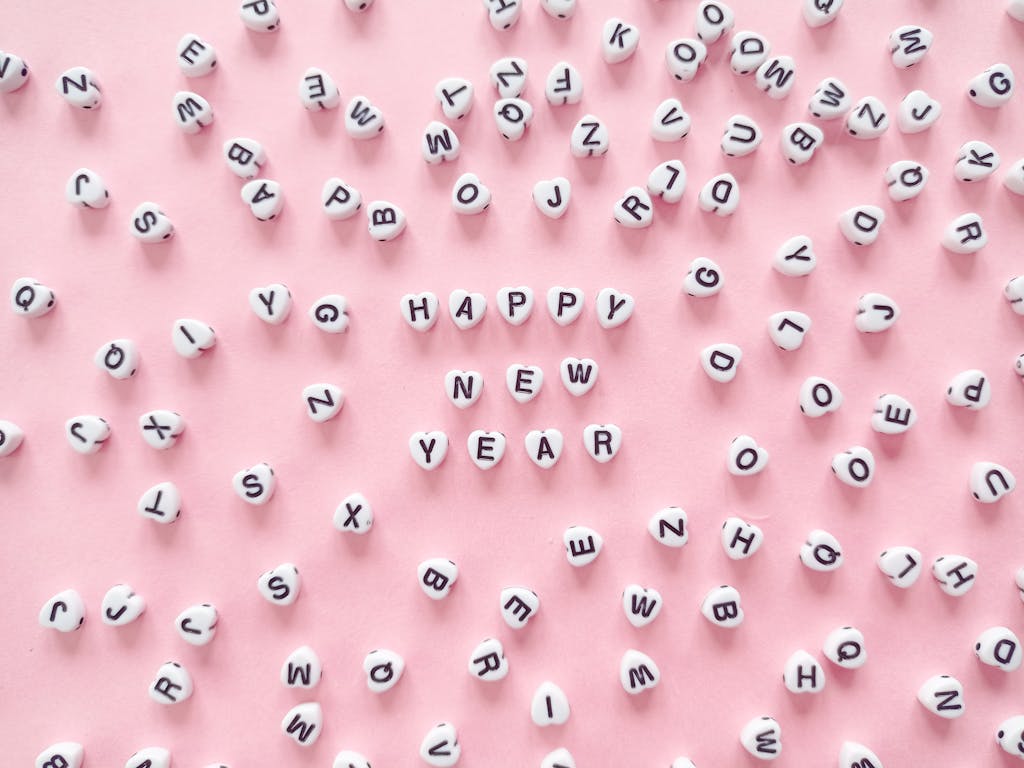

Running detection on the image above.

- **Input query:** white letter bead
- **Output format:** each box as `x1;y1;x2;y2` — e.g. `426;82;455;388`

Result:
971;461;1015;503
130;202;174;242
671;760;696;768
177;34;216;77
839;205;884;246
968;63;1015;107
808;77;851;119
855;292;899;333
435;77;473;120
418;558;458;599
564;525;602;566
534;178;571;219
241;179;283;221
596;287;634;329
173;91;214;134
651;98;691;142
917;675;965;718
249;283;292;324
666;38;708;81
139;410;184;450
94;339;138;379
525;429;562;468
282;702;322;747
946;369;990;408
702;585;744;627
996;715;1024;758
956;140;1000;182
483;0;521;30
36;743;84;768
783;650;825;693
570;115;609;157
468;637;508;681
897;89;941;133
800;529;843;571
322;179;361;220
449;289;486;329
878;546;923;588
774;235;815;276
401;292;439;332
648;160;686;202
932;555;978;596
872;393;916;434
445;370;483;409
497;286;534;325
1012;0;1024;20
489;57;527;98
333;750;370;768
258;563;301;605
547;287;583;325
0;420;25;457
824;626;867;669
803;0;843;27
333;491;372;534
603;18;640;63
840;741;881;768
1004;158;1024;194
422;121;460;164
39;588;85;632
542;0;576;18
1007;277;1024;314
613;187;653;228
832;446;874;487
532;681;570;725
232;462;276;505
494;98;533;141
560;357;598;396
409;431;448;470
701;343;741;383
696;2;735;43
138;481;181;524
620;650;660;695
65;415;110;454
367;201;406;241
452;173;490;214
740;716;781;760
125;747;171;768
101;584;146;626
942;213;987;253
1017;354;1024;377
583;423;621;463
240;0;279;31
721;516;763;559
976;626;1022;671
173;318;216;358
0;50;30;92
363;648;405;692
885;160;929;201
728;435;768;475
648;507;689;548
299;67;340;110
781;122;823;164
756;56;796;99
55;66;101;109
890;25;932;67
799;376;842;417
729;31;769;75
545;61;583;105
420;722;460;767
175;603;218;646
768;310;810;350
11;277;56;317
65;168;109;208
223;137;266;179
721;114;763;157
699;173;739;215
500;585;539;628
149;661;193;704
685;257;724;297
1017;567;1024;603
845;96;889;139
623;584;662;627
303;383;343;423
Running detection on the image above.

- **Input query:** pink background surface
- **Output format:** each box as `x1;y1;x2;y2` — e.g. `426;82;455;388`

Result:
2;0;1024;765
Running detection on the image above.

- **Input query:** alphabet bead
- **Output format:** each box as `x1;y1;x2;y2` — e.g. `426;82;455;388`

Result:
872;393;916;434
409;431;448;470
547;287;583;325
685;257;724;297
648;159;686;202
755;56;796;99
35;743;83;768
334;753;370;768
596;287;634;328
698;173;739;215
996;715;1024;759
402;292;439;332
620;649;660;694
740;716;781;760
149;661;192;704
55;66;101;109
721;517;763;559
125;747;171;768
281;702;322;747
65;168;110;208
419;558;458;599
651;98;691;142
0;50;29;92
449;289;486;329
570;114;609;157
956;140;1000;182
490;57;527;98
889;25;932;67
435;77;473;120
11;277;55;317
932;555;978;596
175;603;218;646
446;370;483;409
172;318;216;358
303;383;344;423
333;491;372;534
299;67;340;110
721;114;762;156
525;429;562;468
65;415;110;454
223;137;266;179
613;187;653;228
250;283;291;324
497;286;534;325
541;0;576;19
648;507;689;548
768;310;810;350
308;295;347;331
774;235;815;277
918;674;964;718
878;546;923;588
452;173;490;214
839;205;884;246
897;89;941;133
483;0;521;30
855;292;899;333
130;202;174;242
968;63;1015;108
1006;277;1024;314
845;96;888;139
500;585;538;627
970;461;1015;503
808;77;851;119
885;160;929;201
545;61;583;105
173;91;214;133
946;369;990;409
839;742;881;768
532;681;570;725
240;0;279;31
560;357;598;396
1011;0;1024;20
696;1;735;44
564;525;602;566
363;648;404;692
832;446;874;487
138;481;181;524
671;760;696;768
232;462;275;505
367;201;406;241
422;121;460;164
177;34;216;77
702;585;743;628
783;649;825;693
420;722;460;767
0;420;25;457
1017;355;1024;377
468;637;508;682
823;626;866;668
975;626;1022;671
666;38;707;81
803;0;842;27
780;122;823;165
942;213;987;254
701;343;741;383
1004;158;1024;195
623;584;662;627
345;95;384;139
602;18;640;63
508;365;543;403
583;423;621;463
494;97;533;141
728;435;768;475
322;179;361;220
94;339;138;380
801;529;844;572
533;178;571;219
258;563;300;606
799;376;842;417
1017;567;1024;603
39;588;85;632
729;31;769;75
139;409;184;450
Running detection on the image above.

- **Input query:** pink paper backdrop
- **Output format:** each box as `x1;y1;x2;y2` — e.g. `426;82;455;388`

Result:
2;0;1023;765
